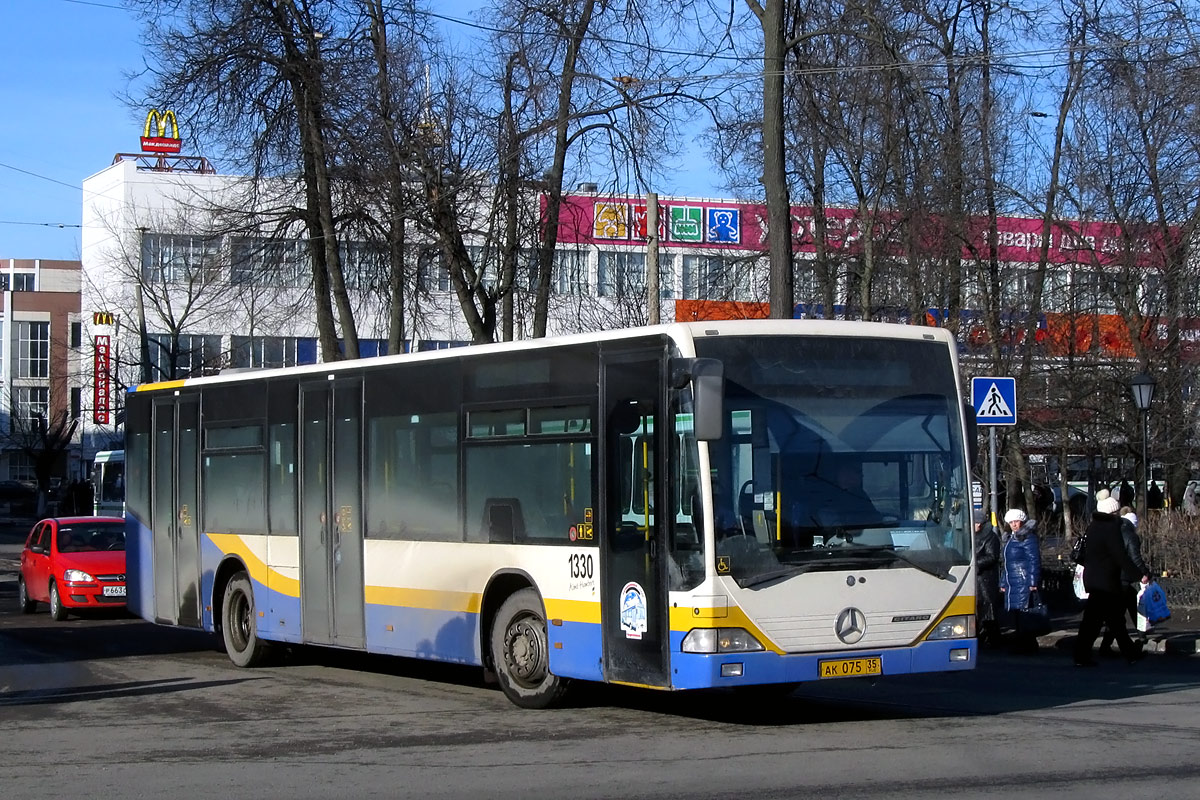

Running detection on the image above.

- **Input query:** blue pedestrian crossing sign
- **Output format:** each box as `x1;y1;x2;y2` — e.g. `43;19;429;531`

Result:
972;376;1017;426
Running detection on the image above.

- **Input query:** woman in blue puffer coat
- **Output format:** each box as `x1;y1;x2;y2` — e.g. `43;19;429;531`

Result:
1000;508;1042;652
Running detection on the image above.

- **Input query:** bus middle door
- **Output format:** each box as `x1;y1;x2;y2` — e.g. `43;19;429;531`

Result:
600;349;670;689
299;380;365;649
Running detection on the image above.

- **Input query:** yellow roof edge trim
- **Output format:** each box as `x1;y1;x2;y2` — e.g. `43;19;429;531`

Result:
135;379;187;392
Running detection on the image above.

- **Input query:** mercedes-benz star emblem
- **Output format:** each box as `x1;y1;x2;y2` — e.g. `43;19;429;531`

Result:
835;607;867;644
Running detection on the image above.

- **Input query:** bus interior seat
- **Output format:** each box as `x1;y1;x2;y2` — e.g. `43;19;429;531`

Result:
482;498;525;544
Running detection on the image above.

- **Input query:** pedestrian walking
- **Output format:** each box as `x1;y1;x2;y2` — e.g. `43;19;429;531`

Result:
1183;481;1198;517
1147;481;1164;510
974;509;1002;647
1099;507;1152;654
1073;494;1150;666
1118;480;1135;508
1000;508;1042;653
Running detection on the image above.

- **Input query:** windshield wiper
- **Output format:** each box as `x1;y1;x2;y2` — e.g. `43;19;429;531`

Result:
821;543;957;582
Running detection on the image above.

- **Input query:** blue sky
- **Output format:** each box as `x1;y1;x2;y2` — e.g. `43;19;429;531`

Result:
1;0;144;260
0;0;721;262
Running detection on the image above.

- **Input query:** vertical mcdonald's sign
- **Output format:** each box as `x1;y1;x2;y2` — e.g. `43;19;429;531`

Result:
94;336;111;425
141;108;182;154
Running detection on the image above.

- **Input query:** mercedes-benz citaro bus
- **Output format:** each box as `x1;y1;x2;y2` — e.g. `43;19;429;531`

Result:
124;320;977;708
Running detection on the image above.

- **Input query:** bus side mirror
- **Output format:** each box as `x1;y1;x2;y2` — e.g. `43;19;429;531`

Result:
964;401;979;466
673;358;724;441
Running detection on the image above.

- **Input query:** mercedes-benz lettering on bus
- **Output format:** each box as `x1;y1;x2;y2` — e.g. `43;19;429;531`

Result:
124;320;976;707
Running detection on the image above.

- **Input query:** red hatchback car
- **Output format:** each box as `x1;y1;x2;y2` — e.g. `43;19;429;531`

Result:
18;517;127;620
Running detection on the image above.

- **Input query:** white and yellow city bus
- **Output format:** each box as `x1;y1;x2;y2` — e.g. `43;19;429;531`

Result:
124;320;977;707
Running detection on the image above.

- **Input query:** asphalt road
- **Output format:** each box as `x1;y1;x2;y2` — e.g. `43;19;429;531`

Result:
4;521;1200;800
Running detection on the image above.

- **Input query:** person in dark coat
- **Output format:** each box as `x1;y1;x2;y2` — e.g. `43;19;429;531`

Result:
1118;480;1135;508
1000;508;1041;652
974;509;1002;646
1100;508;1152;653
1147;481;1164;510
1073;495;1149;666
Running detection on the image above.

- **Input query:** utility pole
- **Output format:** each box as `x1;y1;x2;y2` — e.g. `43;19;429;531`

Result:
646;192;660;325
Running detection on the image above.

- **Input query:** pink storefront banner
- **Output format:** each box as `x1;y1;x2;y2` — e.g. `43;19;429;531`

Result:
546;194;1171;267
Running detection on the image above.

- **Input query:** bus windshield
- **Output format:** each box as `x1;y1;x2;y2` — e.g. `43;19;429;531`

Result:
696;335;970;587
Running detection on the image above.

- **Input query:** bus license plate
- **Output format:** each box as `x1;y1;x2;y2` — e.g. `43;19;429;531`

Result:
819;656;881;679
103;586;126;597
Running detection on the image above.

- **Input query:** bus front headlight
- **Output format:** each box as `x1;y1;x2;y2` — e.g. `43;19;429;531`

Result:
925;615;975;640
681;627;765;653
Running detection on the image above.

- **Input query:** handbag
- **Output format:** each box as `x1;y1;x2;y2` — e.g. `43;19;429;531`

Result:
1137;581;1171;631
1072;564;1089;600
1070;534;1087;565
1015;592;1052;636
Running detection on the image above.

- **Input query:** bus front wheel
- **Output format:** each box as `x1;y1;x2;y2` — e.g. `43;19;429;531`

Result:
221;573;273;668
490;588;569;709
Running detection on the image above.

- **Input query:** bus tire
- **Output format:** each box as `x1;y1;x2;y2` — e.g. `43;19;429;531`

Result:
490;588;569;709
221;572;273;668
49;581;68;621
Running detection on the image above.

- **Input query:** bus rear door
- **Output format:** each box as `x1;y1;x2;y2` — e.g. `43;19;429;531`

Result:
151;396;201;627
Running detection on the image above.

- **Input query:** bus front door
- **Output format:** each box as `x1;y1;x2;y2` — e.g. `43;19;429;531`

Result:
299;381;365;649
151;396;201;627
600;351;670;688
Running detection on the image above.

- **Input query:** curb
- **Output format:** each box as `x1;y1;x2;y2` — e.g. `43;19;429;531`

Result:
1037;626;1200;656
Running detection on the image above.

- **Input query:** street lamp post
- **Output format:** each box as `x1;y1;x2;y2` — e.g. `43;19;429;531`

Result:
1130;372;1157;518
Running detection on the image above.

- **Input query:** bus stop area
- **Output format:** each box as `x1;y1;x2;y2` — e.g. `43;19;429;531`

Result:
1;514;1196;661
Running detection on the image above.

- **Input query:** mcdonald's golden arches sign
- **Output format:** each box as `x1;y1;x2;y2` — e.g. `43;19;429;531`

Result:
141;109;182;154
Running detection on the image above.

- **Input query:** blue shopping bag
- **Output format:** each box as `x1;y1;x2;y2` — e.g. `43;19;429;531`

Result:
1137;581;1171;631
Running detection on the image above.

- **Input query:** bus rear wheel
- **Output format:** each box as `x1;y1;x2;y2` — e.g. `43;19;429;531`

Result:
221;572;273;668
490;588;569;708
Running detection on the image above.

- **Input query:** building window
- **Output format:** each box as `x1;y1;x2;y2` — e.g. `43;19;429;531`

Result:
682;254;752;301
70;321;82;348
341;240;386;290
148;333;223;379
142;233;222;284
418;248;450;292
71;387;82;420
17;321;49;379
11;387;49;433
597;251;646;297
552;249;588;295
12;273;34;291
8;452;35;482
230;237;306;287
230;335;299;369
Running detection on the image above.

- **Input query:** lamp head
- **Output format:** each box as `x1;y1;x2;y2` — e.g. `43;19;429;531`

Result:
1130;371;1156;411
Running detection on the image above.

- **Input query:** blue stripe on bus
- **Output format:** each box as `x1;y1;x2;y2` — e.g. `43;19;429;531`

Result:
363;604;481;663
666;632;976;689
125;516;154;621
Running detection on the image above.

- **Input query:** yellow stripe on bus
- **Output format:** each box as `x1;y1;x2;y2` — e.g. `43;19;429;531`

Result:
364;585;482;614
207;533;285;593
206;533;604;624
134;379;187;392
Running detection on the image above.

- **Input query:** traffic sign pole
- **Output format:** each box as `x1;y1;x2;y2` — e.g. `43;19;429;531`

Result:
989;428;998;528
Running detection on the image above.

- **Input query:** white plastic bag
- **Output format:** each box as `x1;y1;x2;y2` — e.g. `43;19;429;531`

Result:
1072;564;1088;600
